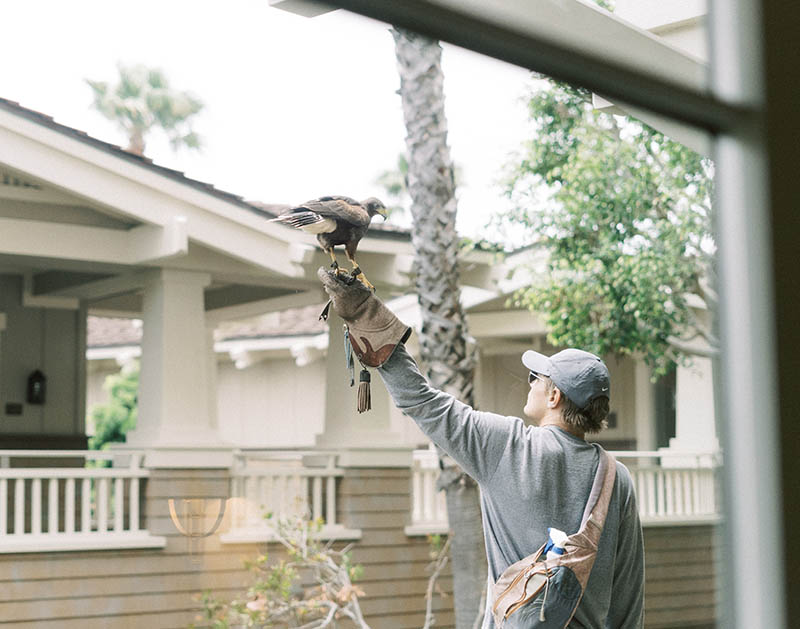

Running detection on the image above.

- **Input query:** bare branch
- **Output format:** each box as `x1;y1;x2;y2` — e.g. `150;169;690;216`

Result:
667;335;719;358
697;275;719;310
295;602;337;629
197;516;371;628
422;536;452;629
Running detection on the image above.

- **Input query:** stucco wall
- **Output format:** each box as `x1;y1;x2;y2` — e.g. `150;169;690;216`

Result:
216;356;327;448
0;274;86;440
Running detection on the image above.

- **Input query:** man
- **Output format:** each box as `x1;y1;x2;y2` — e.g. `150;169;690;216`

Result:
319;269;644;628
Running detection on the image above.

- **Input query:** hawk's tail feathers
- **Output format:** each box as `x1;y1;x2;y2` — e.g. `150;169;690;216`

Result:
268;210;324;229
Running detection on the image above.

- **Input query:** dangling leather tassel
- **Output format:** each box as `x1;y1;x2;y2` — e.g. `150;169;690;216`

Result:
357;368;371;413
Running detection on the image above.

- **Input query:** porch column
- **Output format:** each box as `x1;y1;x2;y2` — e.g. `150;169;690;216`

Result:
315;320;411;467
660;356;719;467
126;269;232;468
633;359;657;451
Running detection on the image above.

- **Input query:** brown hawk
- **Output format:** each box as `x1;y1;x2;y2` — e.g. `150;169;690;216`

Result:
269;195;387;290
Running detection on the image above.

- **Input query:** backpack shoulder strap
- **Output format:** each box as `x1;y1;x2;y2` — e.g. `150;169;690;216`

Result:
578;445;617;535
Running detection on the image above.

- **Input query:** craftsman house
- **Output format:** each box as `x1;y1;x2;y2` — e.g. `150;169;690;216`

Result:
0;2;731;627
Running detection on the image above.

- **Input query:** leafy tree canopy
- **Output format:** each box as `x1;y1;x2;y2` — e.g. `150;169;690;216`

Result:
86;63;203;155
88;362;138;451
501;79;715;376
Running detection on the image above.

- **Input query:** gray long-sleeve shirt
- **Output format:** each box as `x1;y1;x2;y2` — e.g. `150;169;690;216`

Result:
379;344;644;628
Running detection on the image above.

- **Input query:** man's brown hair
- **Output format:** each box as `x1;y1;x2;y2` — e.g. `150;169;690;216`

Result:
542;376;609;433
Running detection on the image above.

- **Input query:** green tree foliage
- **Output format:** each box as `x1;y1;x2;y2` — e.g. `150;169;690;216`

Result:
88;362;138;451
374;153;411;223
502;80;715;375
86;63;204;155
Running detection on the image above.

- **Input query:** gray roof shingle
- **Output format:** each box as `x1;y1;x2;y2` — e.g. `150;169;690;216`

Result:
87;304;327;350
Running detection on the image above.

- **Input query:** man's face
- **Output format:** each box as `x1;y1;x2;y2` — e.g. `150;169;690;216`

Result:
523;372;548;424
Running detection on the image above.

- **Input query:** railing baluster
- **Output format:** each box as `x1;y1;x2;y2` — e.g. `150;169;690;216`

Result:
81;478;91;533
246;476;257;523
279;475;288;518
299;475;309;518
257;476;266;516
312;476;323;521
284;475;293;517
129;477;139;532
693;469;703;515
0;479;6;535
646;471;657;517
635;470;646;518
288;474;296;516
702;468;714;514
14;479;24;534
114;478;124;532
289;474;297;517
229;476;240;529
655;469;662;516
682;470;692;515
65;478;75;534
265;475;274;520
32;479;42;535
48;478;59;533
420;469;429;521
326;476;336;526
411;465;422;523
98;478;108;533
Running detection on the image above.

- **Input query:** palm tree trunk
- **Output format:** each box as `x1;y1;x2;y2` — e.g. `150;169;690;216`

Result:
392;27;487;629
127;127;146;155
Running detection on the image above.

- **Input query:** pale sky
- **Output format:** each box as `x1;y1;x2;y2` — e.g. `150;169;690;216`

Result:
1;0;534;239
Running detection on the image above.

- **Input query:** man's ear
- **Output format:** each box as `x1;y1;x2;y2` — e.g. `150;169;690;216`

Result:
547;387;562;409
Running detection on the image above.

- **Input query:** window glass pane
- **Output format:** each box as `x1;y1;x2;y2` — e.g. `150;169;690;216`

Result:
0;1;732;627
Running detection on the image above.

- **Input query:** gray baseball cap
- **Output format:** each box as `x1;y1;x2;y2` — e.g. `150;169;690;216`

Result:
522;348;611;409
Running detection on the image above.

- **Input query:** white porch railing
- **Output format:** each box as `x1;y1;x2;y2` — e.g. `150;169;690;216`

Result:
0;450;166;553
405;447;449;536
405;448;721;535
612;450;721;525
221;450;362;544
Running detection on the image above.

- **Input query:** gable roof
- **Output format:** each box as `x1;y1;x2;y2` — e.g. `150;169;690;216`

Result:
0;97;414;235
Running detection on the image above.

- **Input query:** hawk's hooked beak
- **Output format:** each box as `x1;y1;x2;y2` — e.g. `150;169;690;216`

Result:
378;208;388;220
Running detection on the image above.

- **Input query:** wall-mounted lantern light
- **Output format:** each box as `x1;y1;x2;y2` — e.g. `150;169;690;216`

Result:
26;370;46;405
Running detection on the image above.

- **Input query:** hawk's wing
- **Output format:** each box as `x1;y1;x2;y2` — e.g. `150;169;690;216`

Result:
298;196;371;228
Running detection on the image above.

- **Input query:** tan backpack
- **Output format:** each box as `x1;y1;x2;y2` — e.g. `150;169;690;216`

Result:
491;447;617;628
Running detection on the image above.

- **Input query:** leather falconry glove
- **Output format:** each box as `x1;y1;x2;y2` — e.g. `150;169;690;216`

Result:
317;267;412;369
318;267;412;413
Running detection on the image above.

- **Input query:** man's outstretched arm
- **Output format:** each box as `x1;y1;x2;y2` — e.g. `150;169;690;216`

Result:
318;267;517;485
379;343;516;485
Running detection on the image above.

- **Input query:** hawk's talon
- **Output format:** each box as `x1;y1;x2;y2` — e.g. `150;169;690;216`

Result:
359;277;377;292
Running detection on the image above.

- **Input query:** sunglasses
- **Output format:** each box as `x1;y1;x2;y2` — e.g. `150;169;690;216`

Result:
528;371;543;384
